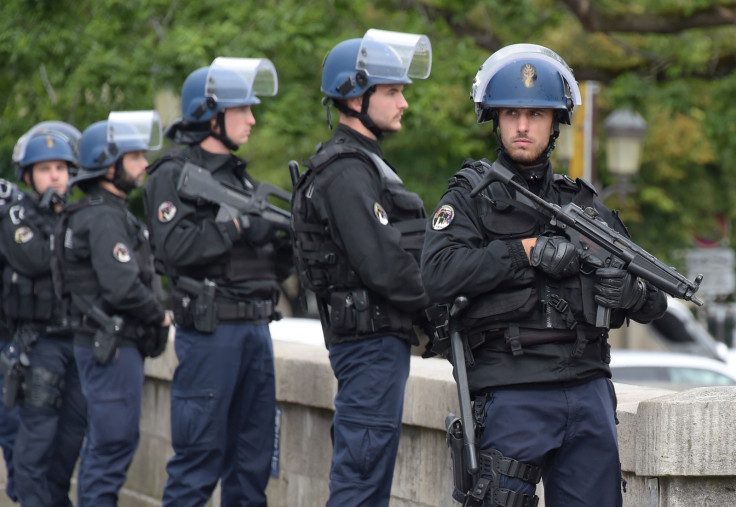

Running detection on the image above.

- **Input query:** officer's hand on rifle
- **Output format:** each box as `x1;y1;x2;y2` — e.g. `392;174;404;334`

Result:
237;214;276;246
528;236;581;279
593;267;647;311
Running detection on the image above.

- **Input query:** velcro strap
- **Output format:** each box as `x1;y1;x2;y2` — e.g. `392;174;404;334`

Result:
479;450;542;484
493;487;539;507
217;300;274;321
505;324;523;356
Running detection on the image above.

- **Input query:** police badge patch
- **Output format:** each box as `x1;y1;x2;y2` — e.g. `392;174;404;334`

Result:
14;226;33;244
373;202;389;225
432;205;455;230
113;243;131;263
158;201;176;223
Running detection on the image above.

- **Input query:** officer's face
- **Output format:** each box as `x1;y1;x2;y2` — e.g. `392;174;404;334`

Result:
365;84;409;133
121;151;149;188
28;160;70;195
497;108;554;165
223;105;256;146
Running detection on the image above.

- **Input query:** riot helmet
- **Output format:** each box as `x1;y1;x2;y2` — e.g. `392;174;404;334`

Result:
321;29;432;138
166;57;278;149
74;110;162;193
472;44;580;127
471;44;581;160
12;121;81;182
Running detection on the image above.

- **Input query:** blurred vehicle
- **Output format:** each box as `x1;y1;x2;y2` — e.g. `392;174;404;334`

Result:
610;349;736;390
269;317;324;346
646;298;728;362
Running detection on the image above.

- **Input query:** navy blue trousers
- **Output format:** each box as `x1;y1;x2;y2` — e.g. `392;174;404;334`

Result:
14;336;87;507
163;322;276;507
327;335;410;507
477;377;622;507
74;345;143;507
0;340;19;503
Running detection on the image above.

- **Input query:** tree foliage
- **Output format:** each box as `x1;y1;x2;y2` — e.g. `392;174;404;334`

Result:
2;0;736;268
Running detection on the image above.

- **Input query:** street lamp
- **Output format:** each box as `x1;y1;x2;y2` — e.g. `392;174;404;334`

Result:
599;108;647;202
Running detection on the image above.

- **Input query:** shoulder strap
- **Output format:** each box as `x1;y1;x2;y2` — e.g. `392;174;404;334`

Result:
308;143;402;184
146;150;192;175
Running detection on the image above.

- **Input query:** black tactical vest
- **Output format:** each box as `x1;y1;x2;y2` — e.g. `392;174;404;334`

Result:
452;159;603;339
291;143;426;296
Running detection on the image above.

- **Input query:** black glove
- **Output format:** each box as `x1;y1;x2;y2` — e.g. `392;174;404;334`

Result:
239;214;275;246
137;325;170;358
593;267;647;311
530;236;581;279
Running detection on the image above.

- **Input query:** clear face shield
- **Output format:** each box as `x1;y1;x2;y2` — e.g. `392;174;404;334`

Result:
107;110;163;153
12;121;82;165
357;29;433;81
471;43;581;107
205;57;279;106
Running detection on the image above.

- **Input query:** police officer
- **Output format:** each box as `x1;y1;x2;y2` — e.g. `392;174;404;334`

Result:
0;178;22;503
291;29;432;506
143;58;292;506
55;111;170;506
421;45;667;507
0;123;88;507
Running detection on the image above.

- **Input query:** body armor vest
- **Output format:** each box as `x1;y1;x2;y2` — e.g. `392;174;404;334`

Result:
147;154;279;287
291;143;426;295
52;195;154;319
452;159;602;341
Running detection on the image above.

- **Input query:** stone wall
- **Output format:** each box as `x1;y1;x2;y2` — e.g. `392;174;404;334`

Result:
2;328;735;507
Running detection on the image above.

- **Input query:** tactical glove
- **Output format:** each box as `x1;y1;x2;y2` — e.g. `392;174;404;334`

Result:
593;267;647;311
530;236;581;279
238;214;275;246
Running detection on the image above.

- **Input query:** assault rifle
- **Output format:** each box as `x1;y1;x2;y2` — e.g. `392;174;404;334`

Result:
469;160;703;327
177;162;291;228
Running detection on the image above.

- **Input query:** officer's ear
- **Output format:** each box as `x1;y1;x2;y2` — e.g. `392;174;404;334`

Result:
346;96;363;114
23;170;31;187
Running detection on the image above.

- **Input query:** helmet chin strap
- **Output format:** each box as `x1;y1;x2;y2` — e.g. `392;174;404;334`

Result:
209;111;239;151
333;87;384;140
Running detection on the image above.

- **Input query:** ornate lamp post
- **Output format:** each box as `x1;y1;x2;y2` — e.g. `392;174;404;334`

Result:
599;108;648;202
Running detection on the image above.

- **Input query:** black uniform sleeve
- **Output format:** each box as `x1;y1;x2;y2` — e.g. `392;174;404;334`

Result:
143;160;240;269
323;164;429;313
89;208;164;326
421;186;536;303
0;207;52;278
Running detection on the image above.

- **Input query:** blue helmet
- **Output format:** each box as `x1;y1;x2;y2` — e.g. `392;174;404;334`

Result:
472;44;581;125
75;111;161;185
321;29;432;99
12;121;81;180
181;58;278;123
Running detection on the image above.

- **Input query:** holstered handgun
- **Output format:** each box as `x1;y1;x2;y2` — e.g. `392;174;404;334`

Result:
86;305;124;365
0;342;26;408
176;276;218;333
446;413;474;503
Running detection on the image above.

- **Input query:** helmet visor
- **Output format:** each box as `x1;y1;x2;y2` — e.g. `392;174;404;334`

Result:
206;57;278;104
107;110;163;151
13;121;81;164
472;44;581;106
358;29;432;81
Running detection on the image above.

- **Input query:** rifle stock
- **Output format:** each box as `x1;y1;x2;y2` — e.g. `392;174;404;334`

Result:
470;161;703;326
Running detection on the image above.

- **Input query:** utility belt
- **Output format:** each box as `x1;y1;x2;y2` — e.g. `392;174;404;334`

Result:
466;324;605;360
172;276;278;334
327;288;413;336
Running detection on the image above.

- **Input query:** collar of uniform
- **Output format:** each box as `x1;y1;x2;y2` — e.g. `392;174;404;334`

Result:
86;184;129;208
190;145;246;176
333;123;384;158
498;152;553;193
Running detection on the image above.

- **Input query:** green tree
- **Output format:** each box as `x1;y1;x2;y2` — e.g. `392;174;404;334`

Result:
2;0;736;268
